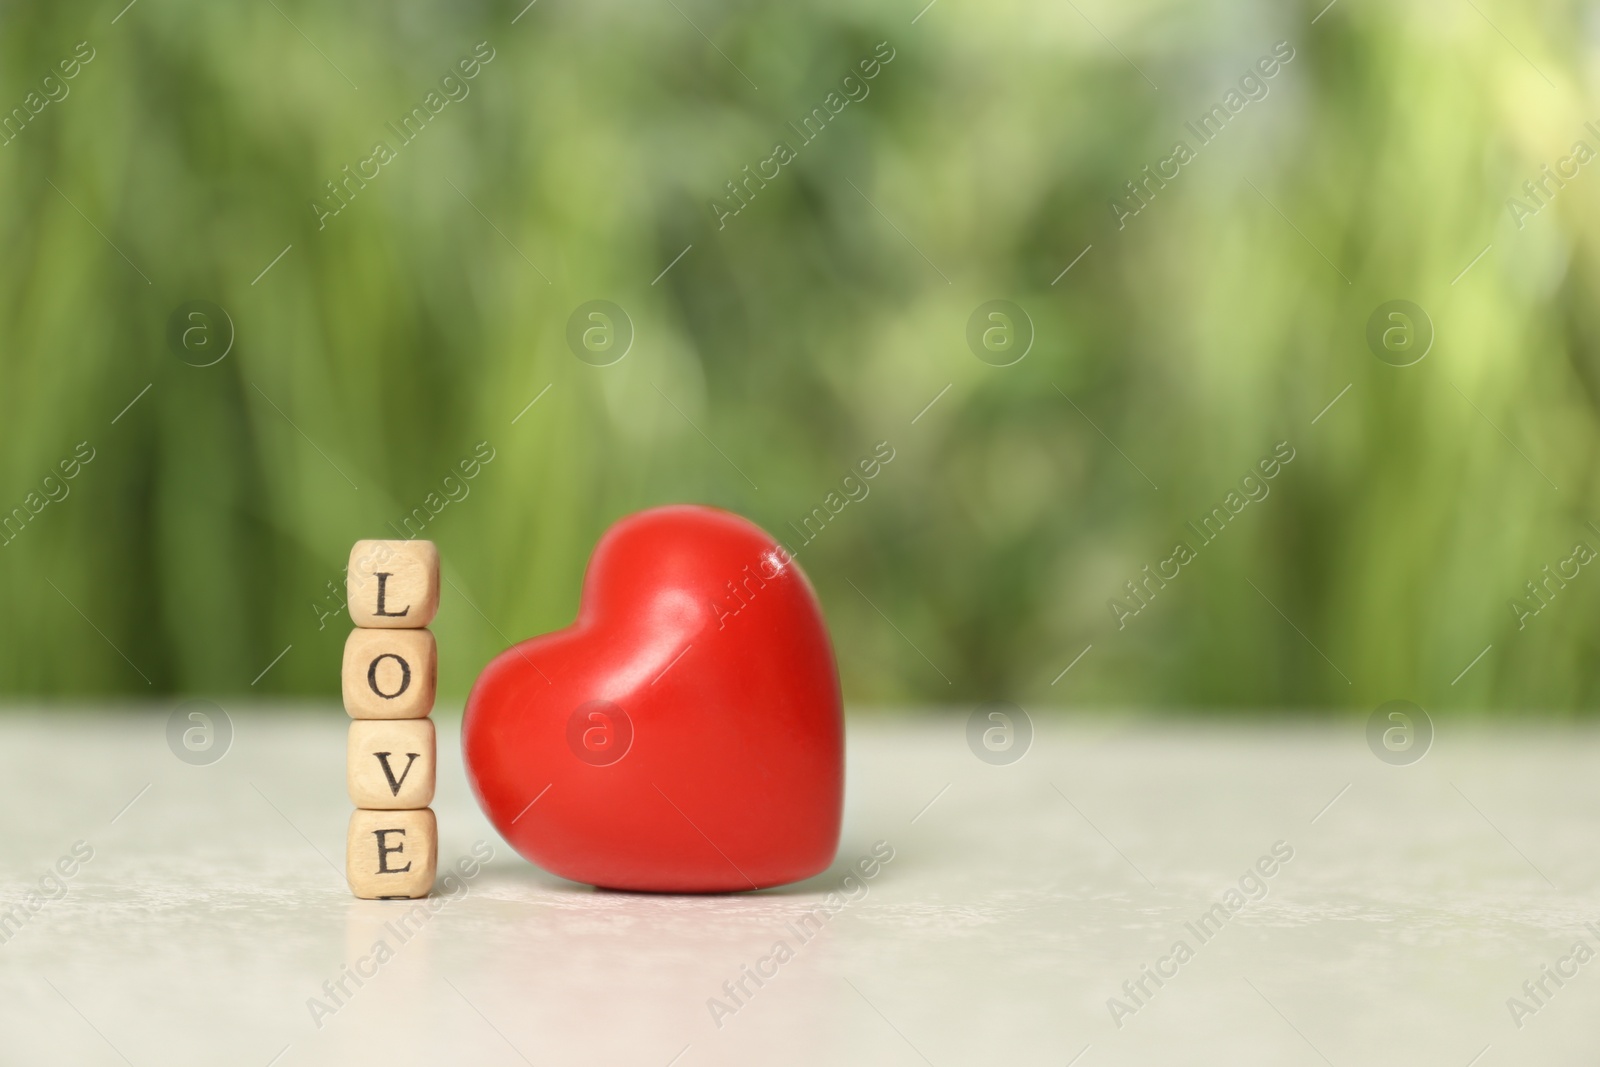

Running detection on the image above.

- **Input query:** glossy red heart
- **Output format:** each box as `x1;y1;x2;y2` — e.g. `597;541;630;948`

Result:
462;505;844;892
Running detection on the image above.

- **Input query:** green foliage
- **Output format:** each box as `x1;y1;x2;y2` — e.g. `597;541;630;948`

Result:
0;0;1595;711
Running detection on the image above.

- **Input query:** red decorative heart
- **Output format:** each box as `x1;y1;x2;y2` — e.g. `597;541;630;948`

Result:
463;505;844;892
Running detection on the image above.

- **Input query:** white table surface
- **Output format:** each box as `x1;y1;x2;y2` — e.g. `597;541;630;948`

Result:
0;707;1595;1066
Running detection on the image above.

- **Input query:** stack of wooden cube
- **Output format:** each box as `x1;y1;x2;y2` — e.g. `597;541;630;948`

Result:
343;539;440;900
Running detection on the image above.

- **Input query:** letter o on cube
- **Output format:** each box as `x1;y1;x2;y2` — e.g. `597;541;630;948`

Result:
342;629;437;719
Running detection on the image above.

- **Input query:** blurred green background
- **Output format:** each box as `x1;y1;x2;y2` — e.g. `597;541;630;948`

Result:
0;0;1595;711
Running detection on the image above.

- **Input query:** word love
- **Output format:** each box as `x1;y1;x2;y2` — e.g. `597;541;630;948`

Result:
343;540;441;899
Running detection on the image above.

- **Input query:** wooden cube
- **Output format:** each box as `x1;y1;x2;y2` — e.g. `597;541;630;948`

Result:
347;540;439;628
347;808;437;899
348;719;436;809
342;628;436;719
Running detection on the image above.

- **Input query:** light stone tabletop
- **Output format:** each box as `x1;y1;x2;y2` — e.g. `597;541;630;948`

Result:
0;708;1594;1066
